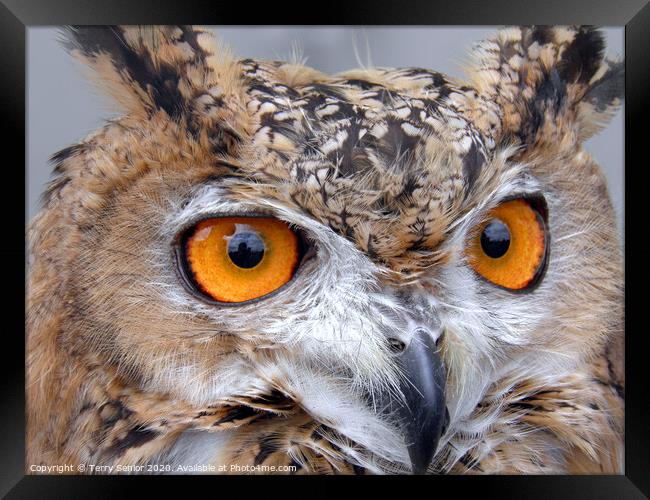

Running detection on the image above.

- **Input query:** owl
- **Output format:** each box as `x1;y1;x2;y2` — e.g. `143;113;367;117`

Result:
27;25;624;474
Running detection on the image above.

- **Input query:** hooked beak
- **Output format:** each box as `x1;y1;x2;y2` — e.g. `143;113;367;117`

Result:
386;328;447;474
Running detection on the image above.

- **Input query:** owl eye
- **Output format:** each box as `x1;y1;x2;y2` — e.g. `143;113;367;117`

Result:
467;198;548;290
179;217;302;303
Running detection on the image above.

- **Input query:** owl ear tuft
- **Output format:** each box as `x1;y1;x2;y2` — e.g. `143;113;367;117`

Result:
61;26;244;132
576;57;624;141
62;26;193;117
469;26;623;150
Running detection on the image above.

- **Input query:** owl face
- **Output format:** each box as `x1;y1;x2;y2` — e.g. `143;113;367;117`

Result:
30;25;623;473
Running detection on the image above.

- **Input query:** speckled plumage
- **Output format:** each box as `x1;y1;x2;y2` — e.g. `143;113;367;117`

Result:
27;25;623;474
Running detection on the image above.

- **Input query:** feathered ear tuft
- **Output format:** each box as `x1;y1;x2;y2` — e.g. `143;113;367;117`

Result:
61;26;202;117
60;25;248;148
576;57;624;141
469;26;623;151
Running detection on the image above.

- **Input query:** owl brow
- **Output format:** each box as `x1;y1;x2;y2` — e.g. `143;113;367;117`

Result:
168;182;320;242
449;174;546;241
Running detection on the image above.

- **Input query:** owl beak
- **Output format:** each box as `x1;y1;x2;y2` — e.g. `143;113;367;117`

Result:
392;328;447;474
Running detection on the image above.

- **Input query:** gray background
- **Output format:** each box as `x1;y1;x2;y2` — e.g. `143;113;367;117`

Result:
27;27;624;238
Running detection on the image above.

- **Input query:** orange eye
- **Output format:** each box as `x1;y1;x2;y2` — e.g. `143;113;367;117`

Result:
182;217;301;303
467;199;548;290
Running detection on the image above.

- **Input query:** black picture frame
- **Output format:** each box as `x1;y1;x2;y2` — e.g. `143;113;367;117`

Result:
4;0;648;497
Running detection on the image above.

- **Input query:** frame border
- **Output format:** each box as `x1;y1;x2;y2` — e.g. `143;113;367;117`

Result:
5;0;648;497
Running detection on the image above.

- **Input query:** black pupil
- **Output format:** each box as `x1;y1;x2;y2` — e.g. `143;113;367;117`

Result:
480;219;510;258
227;231;265;268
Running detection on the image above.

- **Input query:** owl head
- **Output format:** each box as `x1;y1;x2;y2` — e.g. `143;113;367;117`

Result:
27;25;623;473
